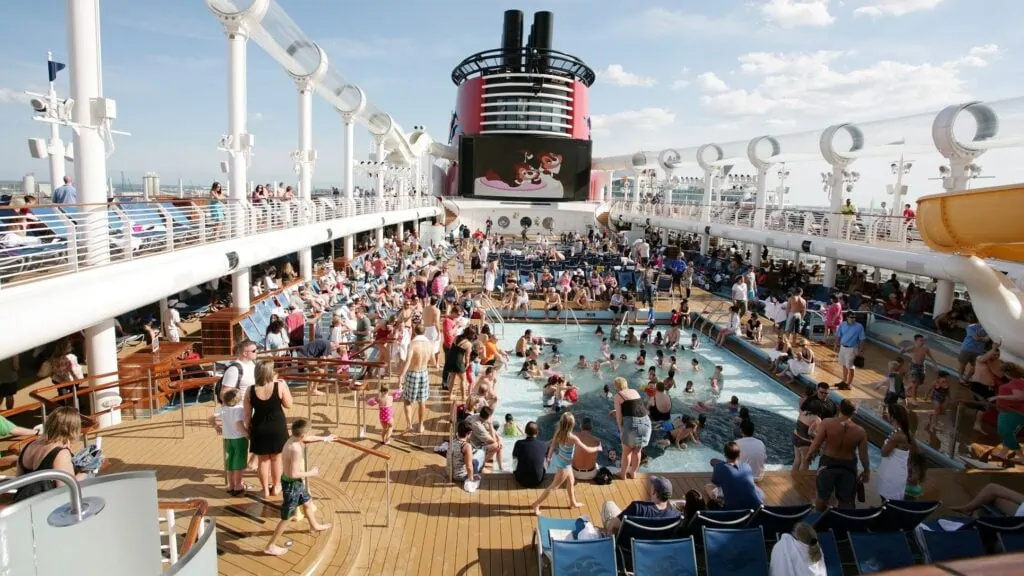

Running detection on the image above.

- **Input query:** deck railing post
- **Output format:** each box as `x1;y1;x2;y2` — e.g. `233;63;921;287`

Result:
180;388;186;438
147;368;155;417
385;460;392;527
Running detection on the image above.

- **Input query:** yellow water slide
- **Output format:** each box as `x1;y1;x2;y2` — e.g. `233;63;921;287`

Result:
916;183;1024;263
917;183;1024;364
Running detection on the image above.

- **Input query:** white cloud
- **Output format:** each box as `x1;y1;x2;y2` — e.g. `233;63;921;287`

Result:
697;72;729;93
250;112;264;122
591;108;676;132
700;45;1000;118
0;88;31;105
854;0;943;17
597;65;657;87
761;0;835;28
671;67;691;91
627;7;746;36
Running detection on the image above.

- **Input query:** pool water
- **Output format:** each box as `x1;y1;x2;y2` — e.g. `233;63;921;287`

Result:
491;322;882;473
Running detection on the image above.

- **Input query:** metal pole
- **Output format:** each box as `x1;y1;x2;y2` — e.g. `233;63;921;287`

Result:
385;460;392;527
950;402;963;458
46;52;66;191
343;117;355;202
297;83;314;282
147;368;155;417
226;25;250;311
180;388;186;438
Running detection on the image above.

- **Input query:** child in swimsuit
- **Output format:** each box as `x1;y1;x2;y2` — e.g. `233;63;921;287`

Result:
503;413;523;437
635;348;647;367
926;371;951;430
377;382;394;444
905;451;927;500
655;349;665;368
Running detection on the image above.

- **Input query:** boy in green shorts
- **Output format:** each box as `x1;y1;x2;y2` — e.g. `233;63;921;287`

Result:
219;388;249;496
265;419;335;556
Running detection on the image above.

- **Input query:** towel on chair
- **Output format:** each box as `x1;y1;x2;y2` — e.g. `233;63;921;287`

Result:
769;533;826;576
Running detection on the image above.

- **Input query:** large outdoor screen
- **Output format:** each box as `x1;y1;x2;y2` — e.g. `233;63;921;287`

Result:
458;136;592;201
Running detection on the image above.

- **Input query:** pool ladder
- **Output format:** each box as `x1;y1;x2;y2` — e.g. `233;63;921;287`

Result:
696;300;731;339
479;292;506;337
563;306;582;341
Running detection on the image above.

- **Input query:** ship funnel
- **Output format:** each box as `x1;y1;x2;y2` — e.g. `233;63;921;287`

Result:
500;9;523;71
532;11;553;71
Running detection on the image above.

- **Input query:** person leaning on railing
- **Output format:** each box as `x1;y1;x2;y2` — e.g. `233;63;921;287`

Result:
12;406;88;502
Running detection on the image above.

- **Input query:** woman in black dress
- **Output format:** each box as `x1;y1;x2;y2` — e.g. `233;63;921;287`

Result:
244;361;293;498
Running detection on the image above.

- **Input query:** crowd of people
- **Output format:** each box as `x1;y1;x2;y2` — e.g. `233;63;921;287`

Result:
6;215;1024;570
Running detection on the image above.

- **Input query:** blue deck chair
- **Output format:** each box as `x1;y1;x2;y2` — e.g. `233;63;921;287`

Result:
615;516;684;571
745;504;813;541
533;516;584;576
704;527;769;576
241;317;264;345
921;528;986;563
816;530;844;576
632;537;697;576
998;531;1024;553
686;509;754;539
551;537;616;576
968;516;1024;550
849;532;915;574
810;507;883;542
874;499;940;532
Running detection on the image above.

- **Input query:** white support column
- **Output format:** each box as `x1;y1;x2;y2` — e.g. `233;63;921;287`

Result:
297;83;314;282
376;227;385;248
69;0;118;427
374;137;386;199
343;116;355;201
751;165;769;268
933;279;955;317
394;222;402;240
85;320;120;427
344;235;354;261
822;167;845;288
226;26;251;310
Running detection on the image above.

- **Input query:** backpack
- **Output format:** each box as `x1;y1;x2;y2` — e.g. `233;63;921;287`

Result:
594;467;614;485
214;361;243;404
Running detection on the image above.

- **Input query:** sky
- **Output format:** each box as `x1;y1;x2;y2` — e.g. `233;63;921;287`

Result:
0;0;1022;207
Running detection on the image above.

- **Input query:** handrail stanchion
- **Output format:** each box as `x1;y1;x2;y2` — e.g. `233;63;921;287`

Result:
147;368;155;417
180;387;187;438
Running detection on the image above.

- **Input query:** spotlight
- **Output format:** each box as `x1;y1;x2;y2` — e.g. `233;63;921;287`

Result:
29;98;47;113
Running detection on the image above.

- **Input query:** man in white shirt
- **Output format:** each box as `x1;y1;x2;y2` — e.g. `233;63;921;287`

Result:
637;239;650;266
731;276;749;316
734;420;767;482
219;339;258;401
164;307;183;343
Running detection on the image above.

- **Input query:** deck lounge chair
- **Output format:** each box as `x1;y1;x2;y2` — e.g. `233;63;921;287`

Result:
998;531;1024;553
810;506;883;542
703;527;769;576
533;516;578;576
745;504;813;541
874;499;940;532
685;509;753;539
921;528;986;563
551;537;616;576
850;531;915;573
631;537;697;576
614;516;684;572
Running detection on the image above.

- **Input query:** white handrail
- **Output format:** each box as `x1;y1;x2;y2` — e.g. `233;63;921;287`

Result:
563;306;582;341
480;292;506;337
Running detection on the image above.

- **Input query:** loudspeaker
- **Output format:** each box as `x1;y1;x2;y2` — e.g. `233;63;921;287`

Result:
27;138;46;159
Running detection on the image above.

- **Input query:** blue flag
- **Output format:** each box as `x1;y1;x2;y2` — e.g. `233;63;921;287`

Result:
48;61;66;83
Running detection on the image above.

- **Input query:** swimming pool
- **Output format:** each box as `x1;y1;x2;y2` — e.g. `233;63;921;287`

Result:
492;322;882;473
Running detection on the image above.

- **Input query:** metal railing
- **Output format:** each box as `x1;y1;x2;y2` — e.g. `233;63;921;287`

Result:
562;306;582;340
479;292;506;337
0;196;439;288
612;200;927;251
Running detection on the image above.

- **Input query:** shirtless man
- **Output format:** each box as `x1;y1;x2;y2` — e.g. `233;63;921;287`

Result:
806;399;870;511
543;287;563;319
900;334;936;401
399;324;432;433
515;330;534;357
422;296;442;369
969;342;1004;433
786;288;807;334
571;418;602;481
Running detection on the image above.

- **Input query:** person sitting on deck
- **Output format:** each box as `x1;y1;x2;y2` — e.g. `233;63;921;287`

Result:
704;440;764;510
512;421;546;488
599;475;681;535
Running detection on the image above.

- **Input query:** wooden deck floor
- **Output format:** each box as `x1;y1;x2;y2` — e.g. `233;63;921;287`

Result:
26;370;1021;576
